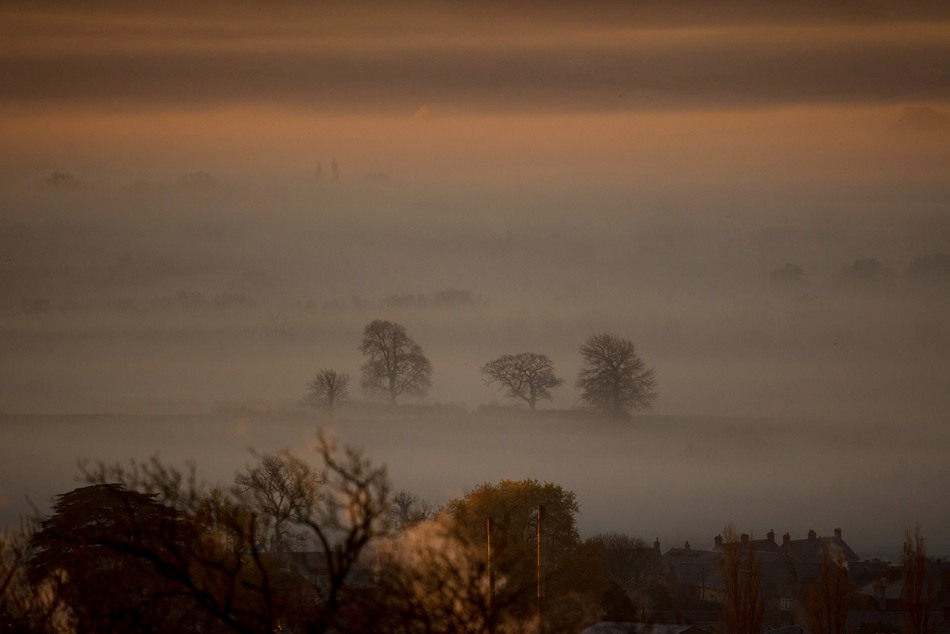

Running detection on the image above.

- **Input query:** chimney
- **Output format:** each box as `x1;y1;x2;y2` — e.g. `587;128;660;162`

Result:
714;534;723;549
808;530;817;540
685;540;691;550
767;529;775;543
654;538;661;552
834;528;842;539
783;533;791;546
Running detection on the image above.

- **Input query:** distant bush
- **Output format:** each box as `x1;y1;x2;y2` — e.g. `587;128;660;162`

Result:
148;290;258;310
177;171;218;189
212;292;258;310
382;294;428;308
841;258;893;287
434;288;475;307
907;252;950;289
770;263;805;287
44;171;79;189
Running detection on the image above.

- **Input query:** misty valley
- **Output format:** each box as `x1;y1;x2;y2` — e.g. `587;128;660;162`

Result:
2;168;949;634
2;1;950;630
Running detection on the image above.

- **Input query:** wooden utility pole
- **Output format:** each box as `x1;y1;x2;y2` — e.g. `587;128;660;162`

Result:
537;505;545;632
487;516;495;610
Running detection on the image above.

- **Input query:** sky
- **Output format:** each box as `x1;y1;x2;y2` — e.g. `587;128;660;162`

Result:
1;0;949;550
2;0;949;184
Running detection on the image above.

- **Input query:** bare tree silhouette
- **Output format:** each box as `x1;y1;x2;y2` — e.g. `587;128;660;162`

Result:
806;544;852;634
306;369;351;414
901;526;935;634
235;450;321;553
720;525;763;634
576;333;657;417
359;320;432;404
481;352;563;410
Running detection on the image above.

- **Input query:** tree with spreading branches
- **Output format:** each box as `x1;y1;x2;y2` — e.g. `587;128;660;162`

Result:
235;450;321;553
63;433;391;633
359;320;432;404
576;333;657;417
480;352;563;410
305;369;350;414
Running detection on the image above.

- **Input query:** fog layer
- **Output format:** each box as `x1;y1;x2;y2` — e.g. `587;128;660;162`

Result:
0;0;948;556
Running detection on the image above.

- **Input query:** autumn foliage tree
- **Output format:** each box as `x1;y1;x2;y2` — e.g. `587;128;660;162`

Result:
442;479;590;630
480;352;563;410
357;517;507;634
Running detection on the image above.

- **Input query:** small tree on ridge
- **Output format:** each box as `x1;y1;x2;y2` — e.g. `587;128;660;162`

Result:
306;369;350;414
480;352;563;410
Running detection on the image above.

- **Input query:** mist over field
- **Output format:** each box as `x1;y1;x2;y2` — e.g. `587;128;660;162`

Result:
2;175;948;421
1;0;949;558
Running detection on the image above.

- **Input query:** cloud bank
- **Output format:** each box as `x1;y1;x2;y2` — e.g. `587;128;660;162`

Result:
1;2;948;114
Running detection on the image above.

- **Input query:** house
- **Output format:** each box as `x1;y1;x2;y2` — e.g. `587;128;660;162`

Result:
661;543;723;604
661;529;867;629
779;528;861;584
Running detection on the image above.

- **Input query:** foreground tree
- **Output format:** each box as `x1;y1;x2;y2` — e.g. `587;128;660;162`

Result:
2;525;57;632
235;450;321;553
359;320;432;404
901;526;935;634
65;433;390;634
588;532;660;596
28;484;192;633
720;525;764;634
806;544;852;634
442;479;596;631
305;369;350;414
356;517;510;634
576;333;658;417
480;352;563;410
443;479;580;573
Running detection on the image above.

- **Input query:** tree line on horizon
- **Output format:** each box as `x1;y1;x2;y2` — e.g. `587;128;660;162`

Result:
306;319;658;418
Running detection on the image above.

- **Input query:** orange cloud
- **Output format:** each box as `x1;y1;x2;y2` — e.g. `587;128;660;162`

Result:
1;3;948;114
